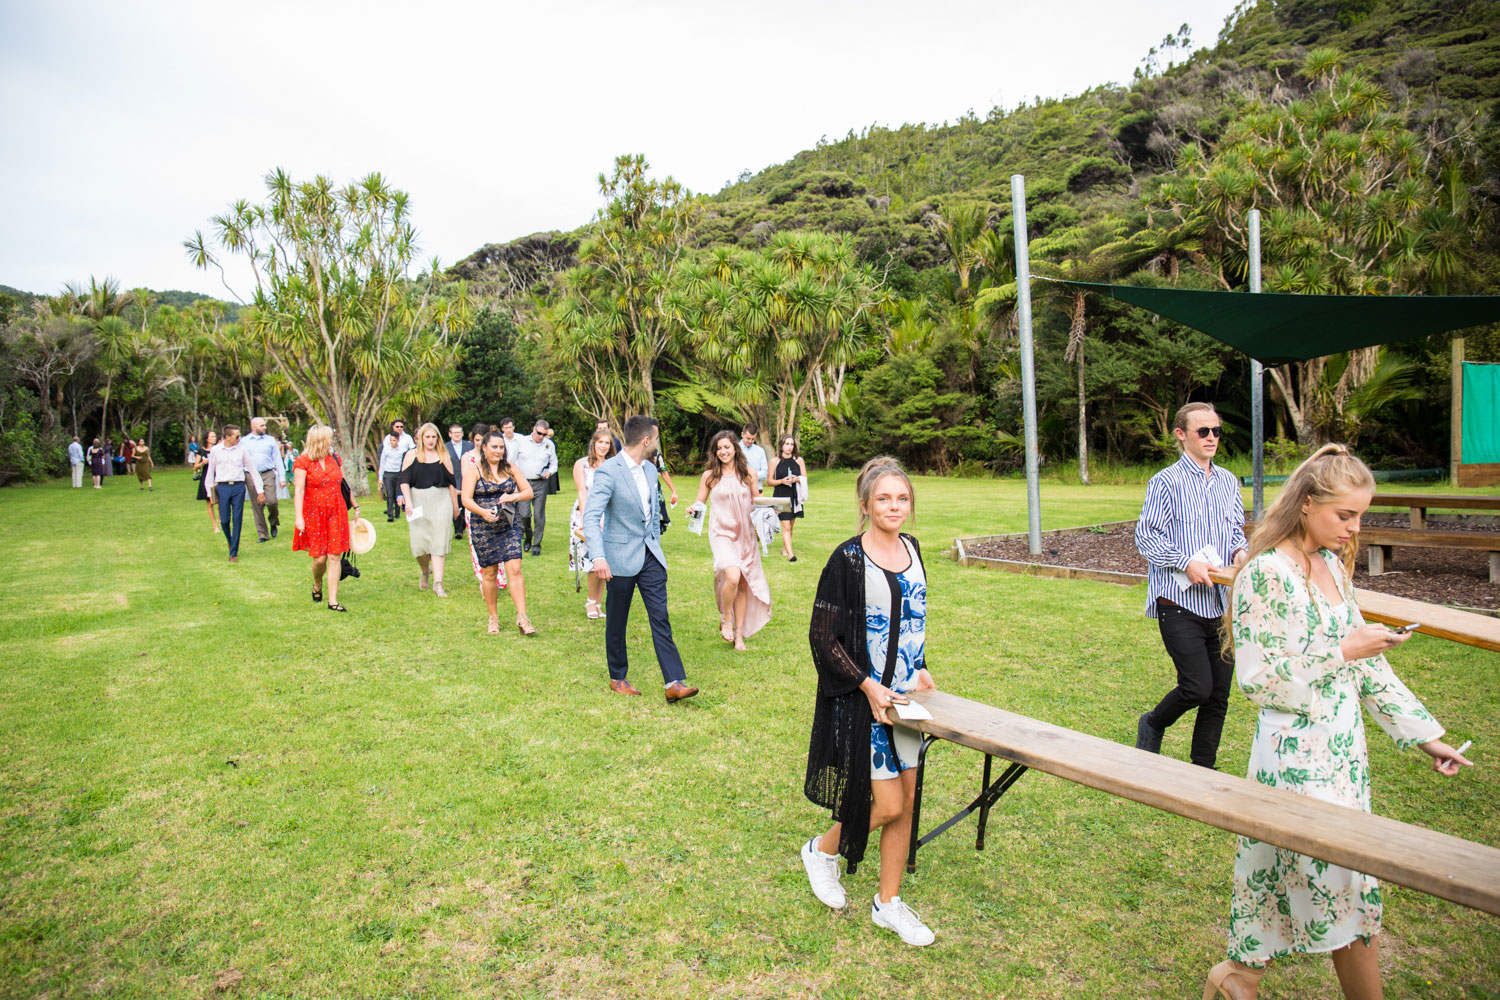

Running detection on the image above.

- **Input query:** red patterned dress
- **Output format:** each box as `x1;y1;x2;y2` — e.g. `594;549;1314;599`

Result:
292;453;351;558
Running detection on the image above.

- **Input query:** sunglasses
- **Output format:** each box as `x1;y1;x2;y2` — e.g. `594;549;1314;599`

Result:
1194;426;1223;439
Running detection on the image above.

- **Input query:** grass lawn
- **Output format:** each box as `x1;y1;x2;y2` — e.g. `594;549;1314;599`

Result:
1;468;1496;999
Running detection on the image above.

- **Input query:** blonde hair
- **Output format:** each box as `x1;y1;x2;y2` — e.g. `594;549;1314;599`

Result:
1221;443;1374;651
856;455;915;532
413;422;444;462
303;424;334;462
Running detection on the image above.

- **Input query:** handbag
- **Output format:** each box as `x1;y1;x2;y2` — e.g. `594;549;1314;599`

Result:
547;471;561;495
334;454;354;510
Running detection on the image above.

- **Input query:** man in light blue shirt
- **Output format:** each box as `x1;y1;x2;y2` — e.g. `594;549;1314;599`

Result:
739;422;768;486
1133;402;1247;770
512;418;559;556
67;437;85;487
242;418;287;542
377;422;412;522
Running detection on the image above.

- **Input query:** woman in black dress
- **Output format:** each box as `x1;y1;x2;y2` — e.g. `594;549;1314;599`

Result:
194;431;218;531
461;430;534;635
769;435;807;561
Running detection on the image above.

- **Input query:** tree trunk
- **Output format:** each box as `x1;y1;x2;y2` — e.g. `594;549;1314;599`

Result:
331;405;372;497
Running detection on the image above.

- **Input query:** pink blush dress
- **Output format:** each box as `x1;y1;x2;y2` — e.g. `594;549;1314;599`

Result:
708;473;772;637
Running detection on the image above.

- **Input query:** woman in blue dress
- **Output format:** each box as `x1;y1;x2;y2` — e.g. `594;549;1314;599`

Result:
461;430;534;636
800;457;938;947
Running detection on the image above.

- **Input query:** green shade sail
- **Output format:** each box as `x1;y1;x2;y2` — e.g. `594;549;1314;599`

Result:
1462;362;1500;464
1054;280;1500;366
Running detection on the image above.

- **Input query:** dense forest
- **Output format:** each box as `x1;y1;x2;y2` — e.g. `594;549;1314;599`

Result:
4;0;1499;485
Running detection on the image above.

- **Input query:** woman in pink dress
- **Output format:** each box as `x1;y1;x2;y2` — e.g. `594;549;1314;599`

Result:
692;430;771;650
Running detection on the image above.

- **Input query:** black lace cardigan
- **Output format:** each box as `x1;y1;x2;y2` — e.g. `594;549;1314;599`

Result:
803;532;925;869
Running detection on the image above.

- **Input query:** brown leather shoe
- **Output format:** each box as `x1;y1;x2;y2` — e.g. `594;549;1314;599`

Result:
664;681;699;703
609;679;641;697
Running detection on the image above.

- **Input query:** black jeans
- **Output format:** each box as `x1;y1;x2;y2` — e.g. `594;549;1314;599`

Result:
381;471;402;519
604;551;686;686
1147;601;1233;768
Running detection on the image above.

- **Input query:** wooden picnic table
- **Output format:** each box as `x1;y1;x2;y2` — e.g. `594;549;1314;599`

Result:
1209;568;1500;653
1370;492;1500;530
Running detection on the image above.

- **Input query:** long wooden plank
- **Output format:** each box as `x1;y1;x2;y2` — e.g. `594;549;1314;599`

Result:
1208;569;1500;652
1371;493;1500;512
899;690;1500;916
1359;527;1500;550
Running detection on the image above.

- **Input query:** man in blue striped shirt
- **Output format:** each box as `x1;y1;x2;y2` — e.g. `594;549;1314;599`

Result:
1134;402;1247;769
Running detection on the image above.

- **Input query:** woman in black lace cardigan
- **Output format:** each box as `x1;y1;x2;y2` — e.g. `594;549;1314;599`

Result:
799;458;938;947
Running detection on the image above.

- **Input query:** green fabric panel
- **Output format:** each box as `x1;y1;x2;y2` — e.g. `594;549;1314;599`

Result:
1461;362;1500;464
1055;280;1500;366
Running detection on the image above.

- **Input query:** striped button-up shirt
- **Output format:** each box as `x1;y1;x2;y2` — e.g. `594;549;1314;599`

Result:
1135;452;1247;619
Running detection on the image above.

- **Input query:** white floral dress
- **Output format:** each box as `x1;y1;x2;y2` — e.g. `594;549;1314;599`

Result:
1227;548;1443;965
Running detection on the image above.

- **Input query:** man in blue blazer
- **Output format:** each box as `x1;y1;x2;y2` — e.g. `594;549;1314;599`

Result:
582;415;697;702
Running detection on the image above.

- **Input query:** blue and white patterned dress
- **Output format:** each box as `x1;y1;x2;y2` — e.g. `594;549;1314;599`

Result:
866;536;927;780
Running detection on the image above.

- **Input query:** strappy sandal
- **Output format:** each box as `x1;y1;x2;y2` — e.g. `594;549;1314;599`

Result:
585;599;602;619
433;582;447;598
487;615;500;634
720;614;734;643
517;616;537;636
1203;960;1265;1000
733;628;747;652
419;568;430;591
327;603;347;613
312;587;322;603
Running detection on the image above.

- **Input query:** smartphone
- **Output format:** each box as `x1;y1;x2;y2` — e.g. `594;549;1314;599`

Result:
1390;623;1422;634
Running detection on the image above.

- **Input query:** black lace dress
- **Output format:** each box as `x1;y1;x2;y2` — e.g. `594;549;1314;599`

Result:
468;473;523;567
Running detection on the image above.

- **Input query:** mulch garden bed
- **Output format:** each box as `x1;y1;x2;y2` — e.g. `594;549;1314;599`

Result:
966;519;1498;611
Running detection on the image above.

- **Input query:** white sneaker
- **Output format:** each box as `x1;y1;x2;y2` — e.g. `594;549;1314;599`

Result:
800;837;845;909
871;894;935;946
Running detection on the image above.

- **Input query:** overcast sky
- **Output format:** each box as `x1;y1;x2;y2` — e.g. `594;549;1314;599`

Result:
0;0;1241;298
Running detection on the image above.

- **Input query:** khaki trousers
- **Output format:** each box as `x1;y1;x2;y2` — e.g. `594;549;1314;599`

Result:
248;471;279;541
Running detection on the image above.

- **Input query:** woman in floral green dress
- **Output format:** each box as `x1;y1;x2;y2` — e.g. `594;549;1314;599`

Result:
1206;444;1471;1000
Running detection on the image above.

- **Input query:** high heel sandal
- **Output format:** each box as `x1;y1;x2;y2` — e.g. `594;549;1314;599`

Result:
517;616;537;636
720;614;734;643
585;598;602;619
487;615;500;634
433;581;447;598
1203;960;1265;1000
312;587;322;603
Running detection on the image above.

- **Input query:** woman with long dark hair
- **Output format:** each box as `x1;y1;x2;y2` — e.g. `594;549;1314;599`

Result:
194;431;218;528
462;430;534;635
571;428;616;618
691;430;770;650
1204;444;1470;1000
768;434;807;561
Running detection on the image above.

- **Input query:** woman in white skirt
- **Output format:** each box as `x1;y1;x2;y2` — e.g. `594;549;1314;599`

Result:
570;427;616;618
399;423;460;596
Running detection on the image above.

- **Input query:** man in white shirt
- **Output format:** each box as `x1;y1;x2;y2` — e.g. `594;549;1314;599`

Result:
739;422;768;486
499;418;520;463
203;424;265;563
581;415;696;703
377;423;411;522
67;437;84;487
241;417;286;542
511;418;559;556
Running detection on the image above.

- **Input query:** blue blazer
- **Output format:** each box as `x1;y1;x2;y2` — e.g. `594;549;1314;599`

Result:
582;452;665;578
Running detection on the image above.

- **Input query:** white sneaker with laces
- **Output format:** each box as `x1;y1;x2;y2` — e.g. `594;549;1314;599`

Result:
871;893;935;946
800;837;845;909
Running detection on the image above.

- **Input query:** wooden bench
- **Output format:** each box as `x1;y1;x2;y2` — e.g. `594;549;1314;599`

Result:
1207;569;1500;652
1370;492;1500;531
893;690;1500;916
1357;525;1500;584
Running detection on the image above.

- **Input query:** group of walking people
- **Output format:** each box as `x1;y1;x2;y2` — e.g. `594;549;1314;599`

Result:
70;435;153;490
141;401;1476;987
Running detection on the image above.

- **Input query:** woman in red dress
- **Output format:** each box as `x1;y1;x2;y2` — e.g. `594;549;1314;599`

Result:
293;424;360;612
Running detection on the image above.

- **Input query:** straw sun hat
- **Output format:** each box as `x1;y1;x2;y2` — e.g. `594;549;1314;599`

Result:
349;517;377;555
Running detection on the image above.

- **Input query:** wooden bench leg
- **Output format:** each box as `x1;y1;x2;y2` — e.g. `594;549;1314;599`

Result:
1410;507;1425;530
1368;545;1392;576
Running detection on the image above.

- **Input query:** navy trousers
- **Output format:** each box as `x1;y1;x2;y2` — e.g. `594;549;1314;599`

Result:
216;482;247;557
604;550;686;685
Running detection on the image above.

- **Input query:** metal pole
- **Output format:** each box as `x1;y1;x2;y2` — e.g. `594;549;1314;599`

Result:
1248;209;1264;520
1011;175;1042;555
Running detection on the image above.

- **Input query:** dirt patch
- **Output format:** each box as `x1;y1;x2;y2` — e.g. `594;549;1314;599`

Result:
966;521;1498;610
